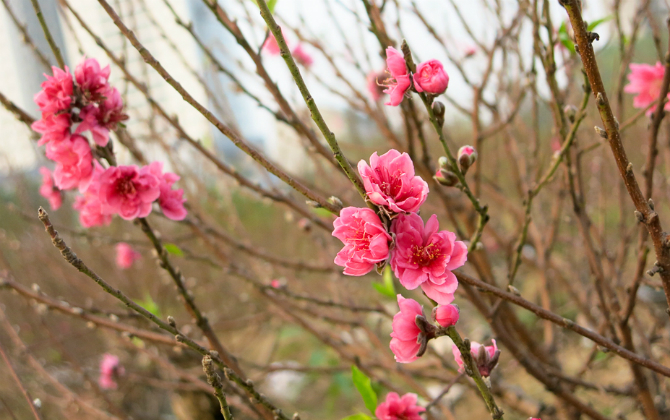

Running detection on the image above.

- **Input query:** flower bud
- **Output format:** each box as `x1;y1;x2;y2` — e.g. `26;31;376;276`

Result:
433;304;459;327
563;104;577;123
434;168;458;187
432;101;446;126
438;156;449;169
457;145;477;174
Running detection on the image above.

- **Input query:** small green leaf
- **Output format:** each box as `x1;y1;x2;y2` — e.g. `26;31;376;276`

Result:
373;266;396;298
164;243;184;257
250;0;278;13
138;294;162;318
587;16;612;31
351;366;377;415
341;415;371;420
131;337;145;348
558;22;575;53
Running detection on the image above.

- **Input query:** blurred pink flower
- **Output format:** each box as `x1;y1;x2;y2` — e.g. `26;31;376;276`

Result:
76;88;128;147
434;304;459;327
383;47;410;106
263;32;282;55
34;66;73;114
99;354;124;390
375;392;425;420
98;164;161;220
413;59;449;95
292;44;313;68
75;58;111;103
624;62;670;114
452;339;500;377
270;279;281;288
45;134;93;191
38;167;62;210
390;213;466;305
32;113;71;146
358;149;429;213
332;207;391;276
389;295;424;363
366;70;386;102
147;162;187;221
116;242;141;269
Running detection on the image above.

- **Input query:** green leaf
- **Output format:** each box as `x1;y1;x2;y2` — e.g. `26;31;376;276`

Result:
373;266;396;298
250;0;278;13
164;243;184;257
351;366;377;415
587;16;612;31
341;415;371;420
558;22;575;53
138;294;162;318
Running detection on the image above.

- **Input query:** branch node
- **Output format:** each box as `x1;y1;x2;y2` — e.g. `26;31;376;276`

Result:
634;211;645;223
596;92;605;106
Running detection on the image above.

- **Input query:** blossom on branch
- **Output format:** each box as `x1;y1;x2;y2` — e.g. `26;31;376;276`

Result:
390;295;426;363
452;339;500;377
75;58;111;103
391;213;466;305
624;62;670;114
116;242;141;269
413;59;449;95
375;392;425;420
99;354;124;390
45;134;94;191
434;304;459;327
97;165;161;220
34;66;73;114
383;47;410;106
332;207;391;276
358;149;428;214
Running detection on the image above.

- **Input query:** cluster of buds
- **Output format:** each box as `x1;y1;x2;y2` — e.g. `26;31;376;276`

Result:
453;339;501;378
434;145;477;187
457;145;478;174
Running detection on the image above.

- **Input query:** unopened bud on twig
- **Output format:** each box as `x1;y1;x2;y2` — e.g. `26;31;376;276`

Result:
594;126;608;139
305;200;321;208
564;104;577;123
457;145;477;174
434;168;459;187
438;156;449;169
167;316;176;327
432;101;446;127
327;196;343;211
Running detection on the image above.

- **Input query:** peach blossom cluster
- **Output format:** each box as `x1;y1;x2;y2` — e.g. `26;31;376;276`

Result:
33;59;186;226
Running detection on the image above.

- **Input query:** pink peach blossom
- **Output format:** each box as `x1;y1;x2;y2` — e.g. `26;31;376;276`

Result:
366;70;386;102
34;66;73;114
413;59;449;95
76;88;127;147
74;163;113;228
452;339;500;377
332;207;391;276
270;279;281;288
38;167;62;210
146;162;187;221
389;295;424;363
99;354;124;390
624;62;670;114
32;112;71;146
358;149;429;213
292;44;313;68
75;58;111;103
98;164;161;220
384;47;410;106
375;392;425;420
390;213;467;305
115;242;141;269
263;32;282;55
45;134;93;191
434;304;459;327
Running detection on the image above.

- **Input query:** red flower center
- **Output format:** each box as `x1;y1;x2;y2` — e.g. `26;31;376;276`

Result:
115;175;136;197
411;243;441;267
374;167;403;197
350;224;372;251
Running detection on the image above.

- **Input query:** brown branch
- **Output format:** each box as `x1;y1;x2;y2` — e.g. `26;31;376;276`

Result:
0;333;43;420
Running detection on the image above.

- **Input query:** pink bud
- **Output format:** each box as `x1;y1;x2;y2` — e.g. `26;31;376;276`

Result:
413;59;449;95
270;279;281;289
434;168;458;187
434;304;459;327
457;145;477;174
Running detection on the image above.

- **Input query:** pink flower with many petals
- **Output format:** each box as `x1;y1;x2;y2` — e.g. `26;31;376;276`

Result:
34;66;73;114
391;213;467;305
38;167;62;210
75;58;111;103
76;88;128;147
73;162;113;228
358;149;429;214
146;162;188;221
99;354;124;390
375;392;425;420
116;242;141;269
383;47;410;106
624;62;670;114
45;134;93;191
98;164;161;220
332;207;391;276
413;59;449;95
292;44;313;68
452;339;500;377
32;113;71;146
390;295;425;363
